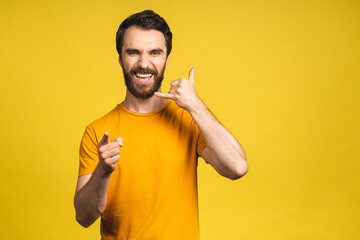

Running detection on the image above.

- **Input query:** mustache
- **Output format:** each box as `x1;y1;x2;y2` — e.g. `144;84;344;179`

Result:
130;66;158;75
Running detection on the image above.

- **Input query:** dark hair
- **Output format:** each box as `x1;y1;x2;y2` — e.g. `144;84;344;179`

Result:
116;10;172;57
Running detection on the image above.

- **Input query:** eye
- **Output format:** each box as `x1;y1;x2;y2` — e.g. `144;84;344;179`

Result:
125;49;140;56
150;50;162;56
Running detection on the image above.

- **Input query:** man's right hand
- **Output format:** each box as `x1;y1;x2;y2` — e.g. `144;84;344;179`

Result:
98;131;123;174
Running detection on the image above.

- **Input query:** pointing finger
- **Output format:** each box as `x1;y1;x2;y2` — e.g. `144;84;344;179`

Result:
99;131;109;147
188;67;196;83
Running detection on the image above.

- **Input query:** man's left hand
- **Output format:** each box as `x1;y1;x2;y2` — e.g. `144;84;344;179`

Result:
155;67;201;112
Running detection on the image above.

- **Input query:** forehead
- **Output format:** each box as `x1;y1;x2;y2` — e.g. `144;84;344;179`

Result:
123;25;166;50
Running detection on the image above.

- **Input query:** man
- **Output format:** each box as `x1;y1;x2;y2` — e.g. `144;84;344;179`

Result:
74;10;248;240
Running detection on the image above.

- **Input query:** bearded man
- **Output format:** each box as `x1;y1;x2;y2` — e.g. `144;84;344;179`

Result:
74;10;248;240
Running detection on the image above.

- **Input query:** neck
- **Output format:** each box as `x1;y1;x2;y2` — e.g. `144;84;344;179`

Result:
122;89;167;113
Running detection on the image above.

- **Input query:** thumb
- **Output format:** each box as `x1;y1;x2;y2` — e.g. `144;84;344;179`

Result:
188;67;195;83
99;131;109;147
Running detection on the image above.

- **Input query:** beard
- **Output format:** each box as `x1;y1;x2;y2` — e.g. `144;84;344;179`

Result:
123;64;166;99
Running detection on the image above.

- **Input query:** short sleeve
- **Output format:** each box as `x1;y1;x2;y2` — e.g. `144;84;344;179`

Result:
78;125;99;176
196;130;207;157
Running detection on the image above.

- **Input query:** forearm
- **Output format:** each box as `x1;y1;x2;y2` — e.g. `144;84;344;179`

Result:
189;100;248;180
74;164;111;227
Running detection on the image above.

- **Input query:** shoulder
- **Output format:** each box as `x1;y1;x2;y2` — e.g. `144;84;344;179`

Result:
83;104;121;143
161;100;197;130
88;104;121;129
164;100;192;121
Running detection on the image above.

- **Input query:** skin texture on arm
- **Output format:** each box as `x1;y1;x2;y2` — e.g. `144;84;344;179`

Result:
155;68;248;180
190;105;248;180
74;132;123;227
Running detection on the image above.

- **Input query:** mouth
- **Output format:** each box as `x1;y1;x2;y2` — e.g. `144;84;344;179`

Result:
134;72;154;84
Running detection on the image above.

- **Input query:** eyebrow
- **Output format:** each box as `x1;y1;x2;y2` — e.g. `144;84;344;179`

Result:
150;48;164;53
124;48;164;53
125;48;140;53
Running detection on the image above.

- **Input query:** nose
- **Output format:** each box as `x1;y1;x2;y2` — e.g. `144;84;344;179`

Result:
138;53;151;69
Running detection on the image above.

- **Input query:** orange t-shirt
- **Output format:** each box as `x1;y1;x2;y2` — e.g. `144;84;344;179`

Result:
79;100;207;240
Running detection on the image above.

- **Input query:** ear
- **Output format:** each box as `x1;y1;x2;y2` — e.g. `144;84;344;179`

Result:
165;57;169;67
118;55;123;67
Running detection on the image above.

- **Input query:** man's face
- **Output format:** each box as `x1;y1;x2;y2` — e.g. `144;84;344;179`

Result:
119;25;168;99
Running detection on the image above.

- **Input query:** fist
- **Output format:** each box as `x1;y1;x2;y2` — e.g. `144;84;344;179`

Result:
98;131;123;173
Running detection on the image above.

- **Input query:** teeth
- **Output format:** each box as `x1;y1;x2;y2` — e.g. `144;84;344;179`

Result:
136;73;152;78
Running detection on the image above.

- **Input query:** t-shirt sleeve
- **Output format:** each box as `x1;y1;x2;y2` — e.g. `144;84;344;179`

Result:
78;125;99;176
196;130;207;157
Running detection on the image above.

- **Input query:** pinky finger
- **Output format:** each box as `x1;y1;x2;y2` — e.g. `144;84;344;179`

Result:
155;92;175;99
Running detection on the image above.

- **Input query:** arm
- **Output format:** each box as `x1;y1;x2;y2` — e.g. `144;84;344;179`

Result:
74;132;123;227
155;68;248;180
188;102;248;180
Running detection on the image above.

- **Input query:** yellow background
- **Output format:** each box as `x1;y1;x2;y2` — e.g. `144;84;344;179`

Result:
1;0;359;239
